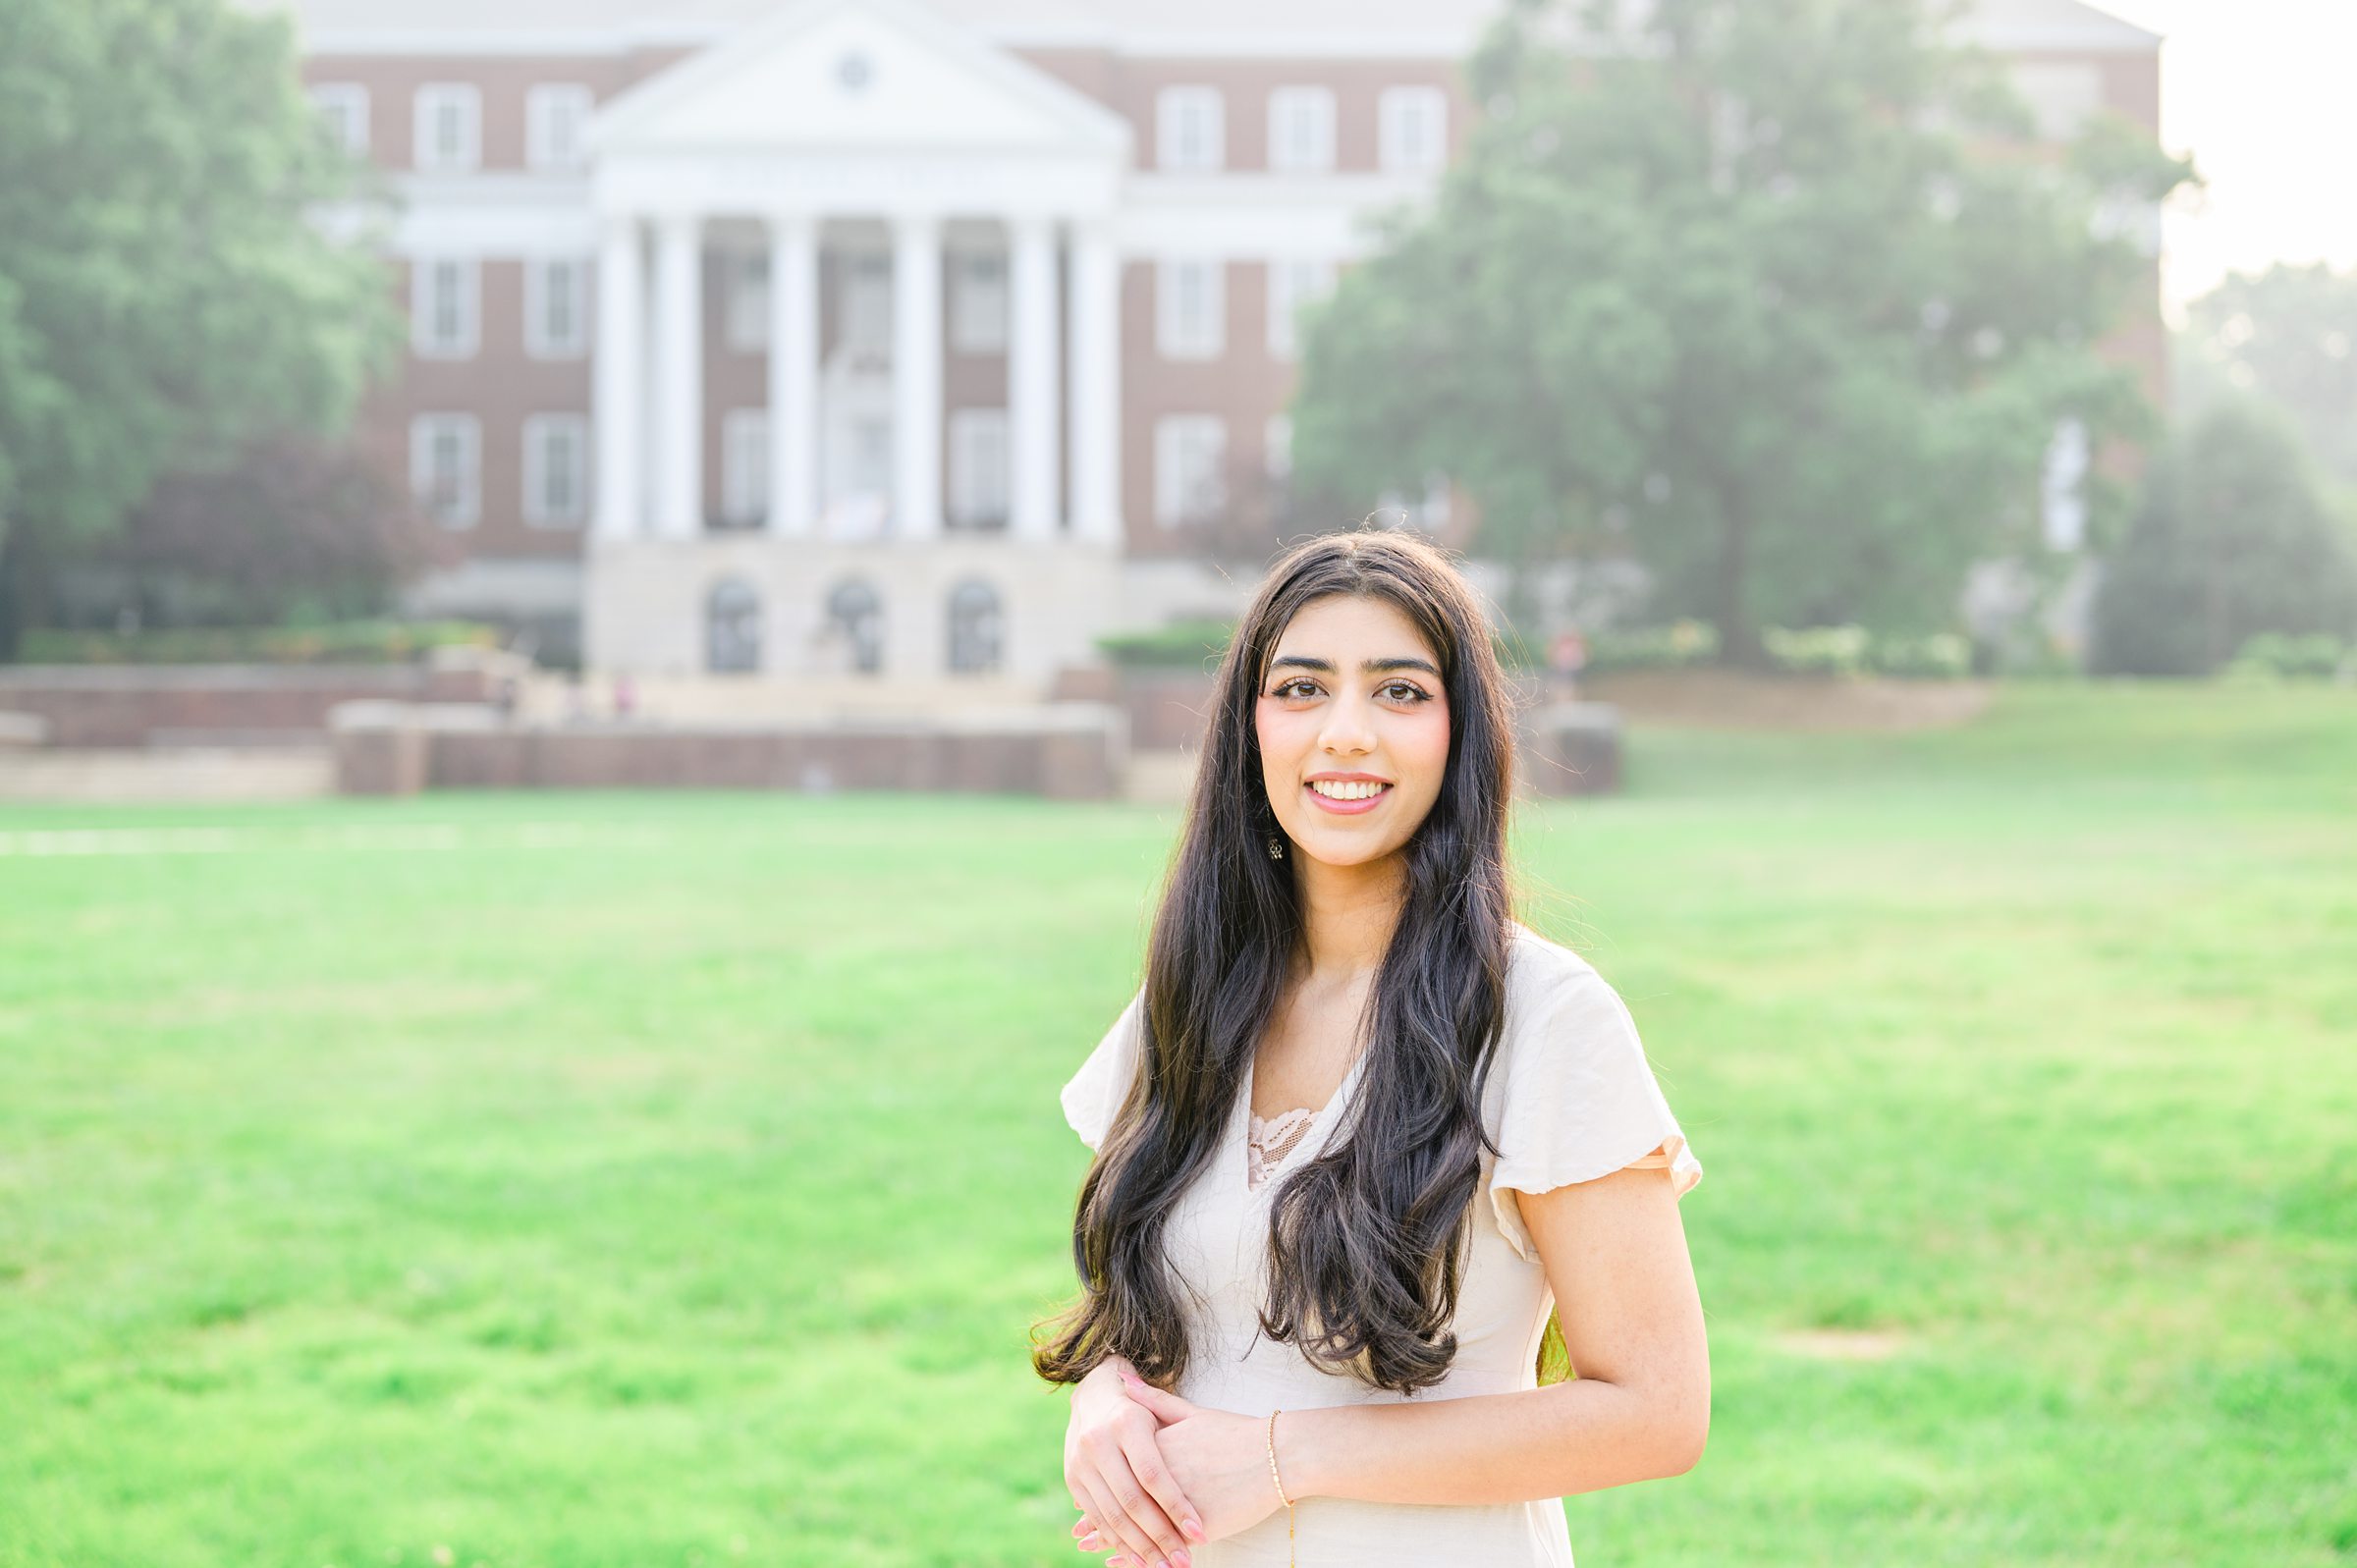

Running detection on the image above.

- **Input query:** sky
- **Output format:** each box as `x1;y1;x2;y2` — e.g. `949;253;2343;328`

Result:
2092;0;2357;323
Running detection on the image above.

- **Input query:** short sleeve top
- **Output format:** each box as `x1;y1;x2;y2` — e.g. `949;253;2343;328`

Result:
1058;919;1704;1568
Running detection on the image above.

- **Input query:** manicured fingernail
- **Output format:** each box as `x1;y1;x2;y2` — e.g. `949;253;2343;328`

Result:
1184;1517;1206;1541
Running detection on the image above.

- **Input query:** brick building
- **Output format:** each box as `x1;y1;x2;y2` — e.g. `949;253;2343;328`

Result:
272;0;2163;683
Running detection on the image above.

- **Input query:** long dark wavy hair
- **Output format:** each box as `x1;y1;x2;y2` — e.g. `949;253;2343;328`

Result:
1031;527;1536;1397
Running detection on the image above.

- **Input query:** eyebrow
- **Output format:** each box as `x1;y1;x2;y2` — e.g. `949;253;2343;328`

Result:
1267;655;1442;678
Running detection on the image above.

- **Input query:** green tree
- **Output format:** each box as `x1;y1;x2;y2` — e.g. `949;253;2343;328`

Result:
2176;261;2357;493
2088;401;2357;677
0;0;399;655
1288;0;2193;664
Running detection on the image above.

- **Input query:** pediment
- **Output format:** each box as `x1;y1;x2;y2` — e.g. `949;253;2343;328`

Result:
591;0;1131;159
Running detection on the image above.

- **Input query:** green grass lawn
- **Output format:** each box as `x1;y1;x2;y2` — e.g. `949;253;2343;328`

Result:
1;679;2351;1567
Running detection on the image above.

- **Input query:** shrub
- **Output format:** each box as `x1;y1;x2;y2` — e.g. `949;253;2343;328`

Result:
1867;631;1974;678
1094;619;1234;670
2223;630;2350;681
1584;619;1720;674
1763;623;1871;676
18;619;499;666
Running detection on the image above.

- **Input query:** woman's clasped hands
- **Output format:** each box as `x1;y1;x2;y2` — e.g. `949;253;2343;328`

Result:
1064;1357;1289;1567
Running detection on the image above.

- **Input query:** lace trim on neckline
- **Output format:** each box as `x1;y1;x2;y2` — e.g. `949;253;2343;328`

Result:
1245;1106;1320;1191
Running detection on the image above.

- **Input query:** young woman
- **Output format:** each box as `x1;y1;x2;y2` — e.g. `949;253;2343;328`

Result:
1032;529;1709;1568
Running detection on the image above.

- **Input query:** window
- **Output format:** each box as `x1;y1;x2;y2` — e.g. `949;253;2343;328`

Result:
727;252;769;353
1154;415;1228;528
308;83;369;156
521;414;589;527
1157;259;1225;359
951;251;1009;354
413;83;481;172
706;577;763;674
946;579;1005;674
721;408;770;528
1267;86;1336;174
825;579;885;674
524;256;590;358
1379;85;1448;174
526;84;593;170
411;257;478;357
1157;85;1225;172
1264;412;1293;481
410;414;480;528
948;408;1011;528
1266;258;1336;359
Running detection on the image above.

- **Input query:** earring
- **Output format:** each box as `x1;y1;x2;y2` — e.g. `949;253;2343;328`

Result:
1267;835;1287;860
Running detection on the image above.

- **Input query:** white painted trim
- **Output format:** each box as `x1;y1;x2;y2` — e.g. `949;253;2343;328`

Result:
890;213;945;537
307;82;370;156
410;255;479;358
653;216;706;540
593;149;1121;224
410;412;482;529
594;215;646;541
1155;84;1226;173
1156;257;1226;360
721;407;772;527
1267;85;1338;175
588;0;1133;161
1154;414;1228;528
521;412;591;528
1378;84;1448;175
340;169;1427;263
523;255;593;359
526;82;595;171
1264;412;1293;481
947;406;1011;528
412;81;482;173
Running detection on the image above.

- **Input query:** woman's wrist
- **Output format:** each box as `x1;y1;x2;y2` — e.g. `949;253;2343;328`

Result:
1274;1404;1341;1500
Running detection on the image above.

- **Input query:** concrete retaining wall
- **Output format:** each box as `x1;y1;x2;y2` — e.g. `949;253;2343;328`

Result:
330;702;1128;800
0;649;521;748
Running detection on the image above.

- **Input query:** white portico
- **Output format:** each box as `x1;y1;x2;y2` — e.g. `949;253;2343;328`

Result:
579;0;1132;683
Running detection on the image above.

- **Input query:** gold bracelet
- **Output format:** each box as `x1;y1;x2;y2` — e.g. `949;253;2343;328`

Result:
1265;1407;1294;1567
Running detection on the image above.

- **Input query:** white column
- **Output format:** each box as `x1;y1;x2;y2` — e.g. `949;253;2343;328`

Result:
654;214;704;540
594;215;644;539
767;214;820;537
1009;217;1062;541
891;213;943;538
1069;218;1123;546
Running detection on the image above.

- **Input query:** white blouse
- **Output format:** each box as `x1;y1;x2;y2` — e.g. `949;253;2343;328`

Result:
1059;919;1705;1567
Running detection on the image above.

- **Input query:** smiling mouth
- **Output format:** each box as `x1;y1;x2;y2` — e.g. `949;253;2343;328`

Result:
1305;779;1391;802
